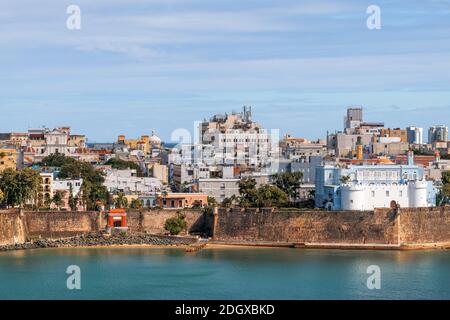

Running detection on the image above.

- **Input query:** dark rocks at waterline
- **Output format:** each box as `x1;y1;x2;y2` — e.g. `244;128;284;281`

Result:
0;233;199;252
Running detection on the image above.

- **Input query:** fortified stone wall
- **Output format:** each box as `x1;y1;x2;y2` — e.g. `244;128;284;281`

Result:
0;210;27;245
1;207;449;247
24;211;104;239
398;207;450;244
0;209;211;244
126;209;212;236
214;208;399;244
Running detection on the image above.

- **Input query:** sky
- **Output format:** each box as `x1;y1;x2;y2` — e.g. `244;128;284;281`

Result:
1;0;450;142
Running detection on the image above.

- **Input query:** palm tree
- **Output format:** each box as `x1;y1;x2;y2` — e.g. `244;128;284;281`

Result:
114;192;128;208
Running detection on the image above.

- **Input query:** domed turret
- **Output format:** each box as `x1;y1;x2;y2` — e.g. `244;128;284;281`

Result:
149;130;161;145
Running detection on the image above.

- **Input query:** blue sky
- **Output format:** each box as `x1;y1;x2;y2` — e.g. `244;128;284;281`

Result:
1;0;450;142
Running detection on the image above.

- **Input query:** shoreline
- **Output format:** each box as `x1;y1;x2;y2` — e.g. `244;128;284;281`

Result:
206;240;450;251
2;234;450;252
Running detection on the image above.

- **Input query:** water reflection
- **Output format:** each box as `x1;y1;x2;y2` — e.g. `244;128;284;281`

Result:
0;247;449;300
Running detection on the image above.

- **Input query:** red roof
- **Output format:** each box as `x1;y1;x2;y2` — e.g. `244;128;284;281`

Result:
109;209;127;214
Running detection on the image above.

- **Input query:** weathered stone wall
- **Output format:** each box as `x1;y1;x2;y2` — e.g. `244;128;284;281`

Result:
0;209;211;244
398;207;450;244
1;206;449;247
214;208;399;244
126;209;212;236
0;210;27;245
24;211;104;238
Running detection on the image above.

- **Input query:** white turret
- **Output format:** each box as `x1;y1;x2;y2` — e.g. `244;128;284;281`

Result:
341;184;365;210
408;180;428;207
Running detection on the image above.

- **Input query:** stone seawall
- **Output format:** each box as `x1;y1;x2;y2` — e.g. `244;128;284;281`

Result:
25;211;104;239
214;208;398;244
126;209;212;236
1;207;449;249
0;210;27;245
398;207;450;245
0;209;210;245
213;207;450;248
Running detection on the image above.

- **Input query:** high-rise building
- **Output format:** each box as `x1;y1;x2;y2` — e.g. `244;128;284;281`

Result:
428;125;448;144
406;126;424;144
198;106;274;168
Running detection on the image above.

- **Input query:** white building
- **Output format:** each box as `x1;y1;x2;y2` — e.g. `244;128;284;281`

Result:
45;129;69;156
340;180;430;211
214;128;273;167
52;179;83;195
197;178;240;203
315;152;438;211
103;169;162;194
39;172;83;210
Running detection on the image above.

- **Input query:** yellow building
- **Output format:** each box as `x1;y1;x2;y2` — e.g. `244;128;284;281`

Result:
0;148;17;171
118;132;161;155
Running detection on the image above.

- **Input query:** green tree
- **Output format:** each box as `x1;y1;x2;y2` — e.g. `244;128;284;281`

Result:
43;193;52;208
52;191;64;210
41;155;108;210
255;184;288;208
164;212;187;235
0;168;41;208
114;192;128;209
442;171;450;198
39;153;74;167
238;177;258;207
68;184;78;211
105;158;144;177
221;195;236;208
271;172;303;202
130;198;143;209
207;196;217;207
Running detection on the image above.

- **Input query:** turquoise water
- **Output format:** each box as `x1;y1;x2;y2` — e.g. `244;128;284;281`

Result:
0;247;449;300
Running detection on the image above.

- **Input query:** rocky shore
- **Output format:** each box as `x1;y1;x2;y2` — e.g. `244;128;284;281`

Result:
0;232;199;252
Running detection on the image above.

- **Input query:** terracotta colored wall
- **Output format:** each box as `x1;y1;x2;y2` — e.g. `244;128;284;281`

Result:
214;208;399;244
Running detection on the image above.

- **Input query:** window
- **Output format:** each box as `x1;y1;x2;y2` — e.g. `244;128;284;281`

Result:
386;191;390;197
371;191;375;197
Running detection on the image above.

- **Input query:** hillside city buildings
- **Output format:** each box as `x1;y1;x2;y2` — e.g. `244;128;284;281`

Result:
0;106;449;211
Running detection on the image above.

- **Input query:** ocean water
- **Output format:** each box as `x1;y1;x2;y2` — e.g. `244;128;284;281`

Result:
0;247;449;300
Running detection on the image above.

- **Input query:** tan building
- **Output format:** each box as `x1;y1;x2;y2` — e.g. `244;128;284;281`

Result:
372;141;409;156
147;163;168;184
280;134;327;159
68;134;86;148
380;128;407;143
0;148;17;171
157;193;208;209
0;133;28;148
